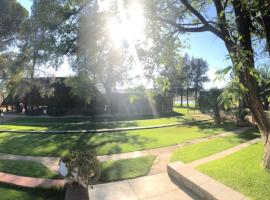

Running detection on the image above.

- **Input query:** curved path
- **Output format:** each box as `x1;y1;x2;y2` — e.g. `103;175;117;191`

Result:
0;119;211;134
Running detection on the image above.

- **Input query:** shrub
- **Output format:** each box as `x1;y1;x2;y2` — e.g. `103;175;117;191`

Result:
47;107;66;116
59;151;100;188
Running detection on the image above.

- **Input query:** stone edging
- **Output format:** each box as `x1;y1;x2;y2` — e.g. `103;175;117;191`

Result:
168;161;250;200
0;119;212;134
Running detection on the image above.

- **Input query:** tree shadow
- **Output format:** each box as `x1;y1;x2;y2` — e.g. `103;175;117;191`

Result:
0;130;153;157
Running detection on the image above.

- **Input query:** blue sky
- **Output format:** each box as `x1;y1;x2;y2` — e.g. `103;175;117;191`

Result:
17;0;229;88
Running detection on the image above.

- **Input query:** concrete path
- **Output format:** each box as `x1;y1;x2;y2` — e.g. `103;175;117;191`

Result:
0;172;64;188
0;119;211;134
89;173;198;200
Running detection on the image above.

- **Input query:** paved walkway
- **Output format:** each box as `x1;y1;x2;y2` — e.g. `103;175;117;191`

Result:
0;119;211;134
89;173;199;200
0;172;64;188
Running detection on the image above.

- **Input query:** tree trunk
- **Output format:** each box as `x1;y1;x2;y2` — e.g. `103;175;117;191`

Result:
232;0;270;168
186;87;189;108
180;88;183;107
195;87;198;108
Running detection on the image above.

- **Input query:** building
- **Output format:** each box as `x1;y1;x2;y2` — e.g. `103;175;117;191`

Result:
1;77;173;116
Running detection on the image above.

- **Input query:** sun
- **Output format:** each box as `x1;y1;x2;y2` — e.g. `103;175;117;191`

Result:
106;0;146;47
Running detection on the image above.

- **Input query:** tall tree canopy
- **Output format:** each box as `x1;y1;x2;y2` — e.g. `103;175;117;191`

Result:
147;0;270;168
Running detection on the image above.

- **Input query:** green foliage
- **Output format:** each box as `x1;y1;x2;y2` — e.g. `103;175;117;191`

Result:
234;108;249;122
0;0;28;49
218;78;247;110
61;151;101;188
64;74;96;104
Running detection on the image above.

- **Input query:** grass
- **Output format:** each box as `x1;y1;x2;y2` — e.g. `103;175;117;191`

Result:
170;129;259;163
0;183;64;200
0;121;236;157
0;156;154;183
0;159;61;179
197;142;270;200
100;156;155;182
0;107;210;131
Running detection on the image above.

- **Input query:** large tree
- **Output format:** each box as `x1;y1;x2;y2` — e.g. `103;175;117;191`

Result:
191;57;209;107
147;0;270;168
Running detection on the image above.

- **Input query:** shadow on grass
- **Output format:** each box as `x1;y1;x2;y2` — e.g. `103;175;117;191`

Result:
0;183;65;200
6;111;184;124
1;111;187;131
0;130;153;157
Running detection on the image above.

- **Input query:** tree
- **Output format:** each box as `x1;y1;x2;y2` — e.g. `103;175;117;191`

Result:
0;0;28;49
191;57;209;108
257;65;270;110
182;54;193;107
148;0;270;169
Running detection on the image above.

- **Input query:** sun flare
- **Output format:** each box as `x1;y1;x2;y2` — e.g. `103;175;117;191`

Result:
105;0;146;46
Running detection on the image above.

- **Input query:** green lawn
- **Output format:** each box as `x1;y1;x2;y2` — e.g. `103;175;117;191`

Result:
197;142;270;200
0;121;236;157
100;156;155;182
0;159;61;179
170;129;259;163
0;108;210;131
0;116;189;131
0;184;64;200
0;156;154;183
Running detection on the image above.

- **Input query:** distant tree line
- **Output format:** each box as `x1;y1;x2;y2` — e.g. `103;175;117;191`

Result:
153;53;209;108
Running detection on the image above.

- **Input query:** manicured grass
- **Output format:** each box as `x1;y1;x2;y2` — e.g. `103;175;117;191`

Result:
0;159;61;179
0;108;210;131
197;142;270;200
100;156;155;182
0;183;64;200
170;129;259;163
0;116;188;131
0;121;235;157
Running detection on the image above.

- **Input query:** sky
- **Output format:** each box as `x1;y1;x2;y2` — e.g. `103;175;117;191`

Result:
17;0;228;89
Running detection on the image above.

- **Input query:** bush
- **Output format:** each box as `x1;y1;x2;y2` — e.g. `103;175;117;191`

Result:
60;151;100;188
25;109;43;116
47;107;66;116
234;108;249;123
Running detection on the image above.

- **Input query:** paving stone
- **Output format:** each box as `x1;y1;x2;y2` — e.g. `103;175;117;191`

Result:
89;180;138;200
215;186;247;200
128;173;178;199
200;179;226;196
144;189;196;200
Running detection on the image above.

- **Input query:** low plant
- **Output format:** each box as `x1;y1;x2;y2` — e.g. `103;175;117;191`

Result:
59;151;101;188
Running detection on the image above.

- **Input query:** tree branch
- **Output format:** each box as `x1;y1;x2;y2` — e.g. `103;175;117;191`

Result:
180;0;224;39
158;17;209;33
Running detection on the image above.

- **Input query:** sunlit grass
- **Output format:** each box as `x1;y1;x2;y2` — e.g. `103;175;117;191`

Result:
197;142;270;200
0;107;210;131
170;129;259;163
0;121;235;157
